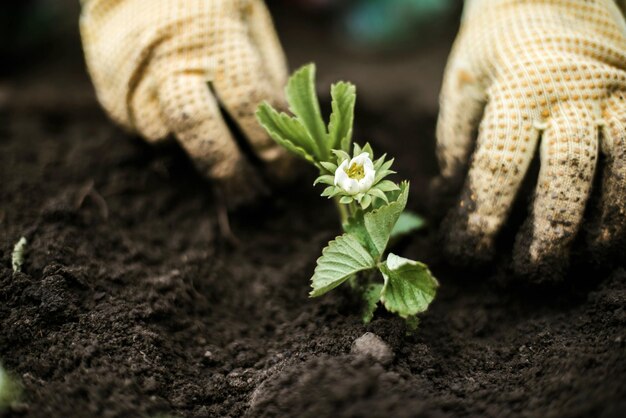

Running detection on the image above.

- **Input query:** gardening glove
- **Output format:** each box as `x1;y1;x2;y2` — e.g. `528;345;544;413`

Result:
436;0;626;279
80;0;291;207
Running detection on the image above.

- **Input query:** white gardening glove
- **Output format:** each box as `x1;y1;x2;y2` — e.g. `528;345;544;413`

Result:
437;0;626;279
80;0;292;207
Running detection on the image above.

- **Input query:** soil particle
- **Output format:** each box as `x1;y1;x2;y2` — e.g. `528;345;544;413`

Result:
351;332;394;366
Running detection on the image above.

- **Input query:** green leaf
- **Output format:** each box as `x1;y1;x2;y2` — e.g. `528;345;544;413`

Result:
382;184;403;204
320;161;338;173
374;154;387;170
310;234;377;297
339;196;353;204
362;283;383;323
313;175;335;186
375;180;400;193
256;103;319;162
361;142;374;158
363;182;410;256
328;82;356;151
378;158;394;173
373;158;395;181
380;253;438;318
321;186;340;198
321;186;334;196
0;365;21;410
331;149;351;164
286;64;329;159
368;188;389;204
343;182;409;259
360;194;372;210
390;211;426;239
344;210;377;257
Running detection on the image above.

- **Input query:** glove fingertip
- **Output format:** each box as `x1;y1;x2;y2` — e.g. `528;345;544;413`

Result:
440;192;496;267
261;147;306;186
212;161;270;210
512;220;569;284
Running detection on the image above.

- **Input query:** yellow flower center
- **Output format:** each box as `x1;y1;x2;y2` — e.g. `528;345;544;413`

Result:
345;162;365;180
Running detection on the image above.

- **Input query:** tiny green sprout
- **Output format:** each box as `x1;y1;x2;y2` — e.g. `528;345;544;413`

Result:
0;364;21;411
256;63;438;324
11;237;27;274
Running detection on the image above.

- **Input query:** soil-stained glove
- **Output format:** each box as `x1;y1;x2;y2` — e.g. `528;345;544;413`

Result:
437;0;626;279
80;0;291;206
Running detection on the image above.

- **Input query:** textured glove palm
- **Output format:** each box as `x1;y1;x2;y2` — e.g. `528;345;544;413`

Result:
437;0;626;279
80;0;291;206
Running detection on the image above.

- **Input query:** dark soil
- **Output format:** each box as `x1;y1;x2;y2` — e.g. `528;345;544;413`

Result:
2;7;626;418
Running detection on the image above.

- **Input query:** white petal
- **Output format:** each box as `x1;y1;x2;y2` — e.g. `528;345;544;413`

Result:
358;170;376;192
334;160;350;186
343;178;361;195
351;153;372;167
335;152;377;195
349;153;375;193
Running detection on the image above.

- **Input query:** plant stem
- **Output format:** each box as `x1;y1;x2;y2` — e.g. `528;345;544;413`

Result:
334;197;349;225
349;201;358;216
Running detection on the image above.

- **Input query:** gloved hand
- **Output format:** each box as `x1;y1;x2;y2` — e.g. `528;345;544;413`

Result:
80;0;291;207
436;0;626;279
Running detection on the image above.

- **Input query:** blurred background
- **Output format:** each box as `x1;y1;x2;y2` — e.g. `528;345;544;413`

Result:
0;0;462;114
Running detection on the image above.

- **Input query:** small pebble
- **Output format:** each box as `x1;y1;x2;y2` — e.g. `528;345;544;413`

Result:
351;332;394;365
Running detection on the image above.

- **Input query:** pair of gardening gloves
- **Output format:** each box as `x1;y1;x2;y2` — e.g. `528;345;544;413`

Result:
80;0;626;279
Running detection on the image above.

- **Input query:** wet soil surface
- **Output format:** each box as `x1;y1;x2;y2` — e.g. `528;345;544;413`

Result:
1;88;625;418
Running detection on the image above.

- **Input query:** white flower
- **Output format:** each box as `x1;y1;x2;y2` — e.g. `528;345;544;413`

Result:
334;152;376;195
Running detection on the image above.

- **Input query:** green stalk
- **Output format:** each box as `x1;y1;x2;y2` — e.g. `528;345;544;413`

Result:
349;201;358;217
334;197;349;225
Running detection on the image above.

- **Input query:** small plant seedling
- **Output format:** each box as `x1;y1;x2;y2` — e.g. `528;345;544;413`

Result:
257;64;438;324
11;237;27;274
